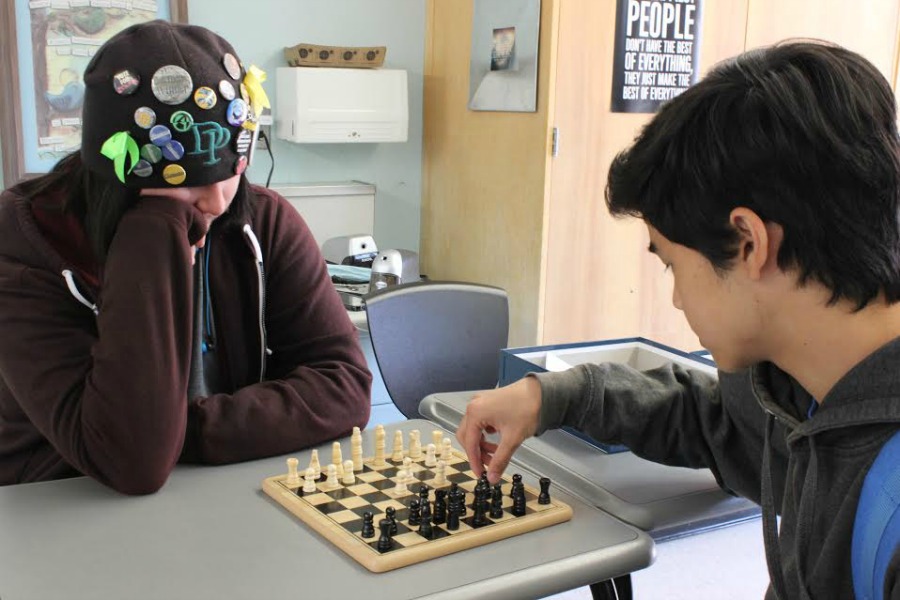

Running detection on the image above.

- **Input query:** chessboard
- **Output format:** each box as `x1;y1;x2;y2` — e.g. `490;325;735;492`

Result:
262;425;573;573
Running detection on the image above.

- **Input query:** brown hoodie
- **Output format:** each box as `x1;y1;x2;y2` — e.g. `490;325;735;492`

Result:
0;182;372;494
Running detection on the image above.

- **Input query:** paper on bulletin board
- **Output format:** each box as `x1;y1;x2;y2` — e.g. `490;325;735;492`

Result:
16;0;171;173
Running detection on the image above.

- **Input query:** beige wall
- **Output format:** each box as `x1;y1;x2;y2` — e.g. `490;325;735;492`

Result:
423;0;900;350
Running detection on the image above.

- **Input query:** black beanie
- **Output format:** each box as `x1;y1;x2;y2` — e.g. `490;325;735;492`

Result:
80;20;268;188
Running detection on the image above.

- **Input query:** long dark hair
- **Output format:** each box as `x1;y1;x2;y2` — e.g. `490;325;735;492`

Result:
16;152;253;262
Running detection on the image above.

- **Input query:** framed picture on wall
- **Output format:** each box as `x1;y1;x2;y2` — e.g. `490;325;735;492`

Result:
468;0;541;112
0;0;189;186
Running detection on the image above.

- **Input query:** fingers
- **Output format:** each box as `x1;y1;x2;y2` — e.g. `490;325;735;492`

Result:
457;413;484;478
486;437;517;484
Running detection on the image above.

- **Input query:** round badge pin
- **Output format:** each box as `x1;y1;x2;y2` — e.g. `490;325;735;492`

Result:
239;82;250;102
151;65;193;105
112;69;140;96
134;107;156;129
149;124;173;146
223;53;241;80
234;156;248;175
163;164;187;186
140;143;163;164
218;80;236;101
226;98;249;127
170;110;194;132
234;129;252;154
193;86;217;110
132;159;153;178
161;140;185;161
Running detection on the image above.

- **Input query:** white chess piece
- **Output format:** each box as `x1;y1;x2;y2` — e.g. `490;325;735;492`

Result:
408;429;422;460
309;449;320;475
441;437;453;461
374;424;387;467
351;426;363;471
432;429;443;449
392;430;404;462
342;460;356;485
332;441;344;478
425;443;437;467
434;460;447;486
302;467;318;493
325;464;339;488
403;457;416;484
286;457;300;487
395;470;409;494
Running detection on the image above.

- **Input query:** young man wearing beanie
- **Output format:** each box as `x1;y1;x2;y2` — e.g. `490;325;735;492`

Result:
0;21;372;495
458;42;900;599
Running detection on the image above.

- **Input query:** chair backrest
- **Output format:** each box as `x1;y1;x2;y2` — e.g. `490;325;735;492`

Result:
364;281;510;419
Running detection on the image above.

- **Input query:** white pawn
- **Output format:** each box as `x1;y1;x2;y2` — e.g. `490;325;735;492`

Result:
351;426;363;471
332;441;344;478
392;430;404;462
342;460;356;485
434;460;447;486
394;470;409;494
325;464;339;489
409;429;422;460
302;467;318;493
441;437;453;461
286;457;300;487
425;443;437;467
308;449;320;475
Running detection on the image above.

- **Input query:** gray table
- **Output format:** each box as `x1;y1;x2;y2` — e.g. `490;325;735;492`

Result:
420;393;760;541
0;419;653;600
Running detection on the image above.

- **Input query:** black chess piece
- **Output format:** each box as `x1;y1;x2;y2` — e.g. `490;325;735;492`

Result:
490;483;504;519
419;485;430;505
472;486;488;526
361;511;375;538
385;506;398;534
510;473;523;497
408;498;422;526
377;518;393;552
446;497;461;531
512;490;527;517
419;500;433;537
433;489;448;524
538;477;552;505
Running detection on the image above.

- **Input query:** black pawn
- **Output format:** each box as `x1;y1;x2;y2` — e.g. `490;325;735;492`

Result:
447;501;460;530
419;485;430;506
490;484;504;519
408;498;421;526
361;511;375;538
419;501;433;537
538;477;551;505
385;506;398;534
377;519;393;552
433;489;448;524
472;487;488;526
512;491;527;517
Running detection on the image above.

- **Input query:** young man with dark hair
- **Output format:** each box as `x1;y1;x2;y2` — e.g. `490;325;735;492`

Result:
458;42;900;599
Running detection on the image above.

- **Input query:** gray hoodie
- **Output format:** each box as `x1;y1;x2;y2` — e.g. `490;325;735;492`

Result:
535;337;900;599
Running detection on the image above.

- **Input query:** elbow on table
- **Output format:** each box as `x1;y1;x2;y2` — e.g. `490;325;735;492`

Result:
100;455;176;496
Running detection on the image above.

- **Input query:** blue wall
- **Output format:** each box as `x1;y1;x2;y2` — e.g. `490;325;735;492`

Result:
188;0;426;251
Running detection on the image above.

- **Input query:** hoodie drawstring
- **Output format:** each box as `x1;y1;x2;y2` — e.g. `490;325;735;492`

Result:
242;224;269;382
763;414;791;600
62;269;98;316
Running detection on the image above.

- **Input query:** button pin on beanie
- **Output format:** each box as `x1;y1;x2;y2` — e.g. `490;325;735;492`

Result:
100;131;140;184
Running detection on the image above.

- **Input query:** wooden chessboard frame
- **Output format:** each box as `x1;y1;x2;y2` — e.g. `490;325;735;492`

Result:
262;447;572;573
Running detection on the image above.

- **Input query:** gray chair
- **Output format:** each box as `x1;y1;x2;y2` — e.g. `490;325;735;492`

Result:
364;281;509;419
